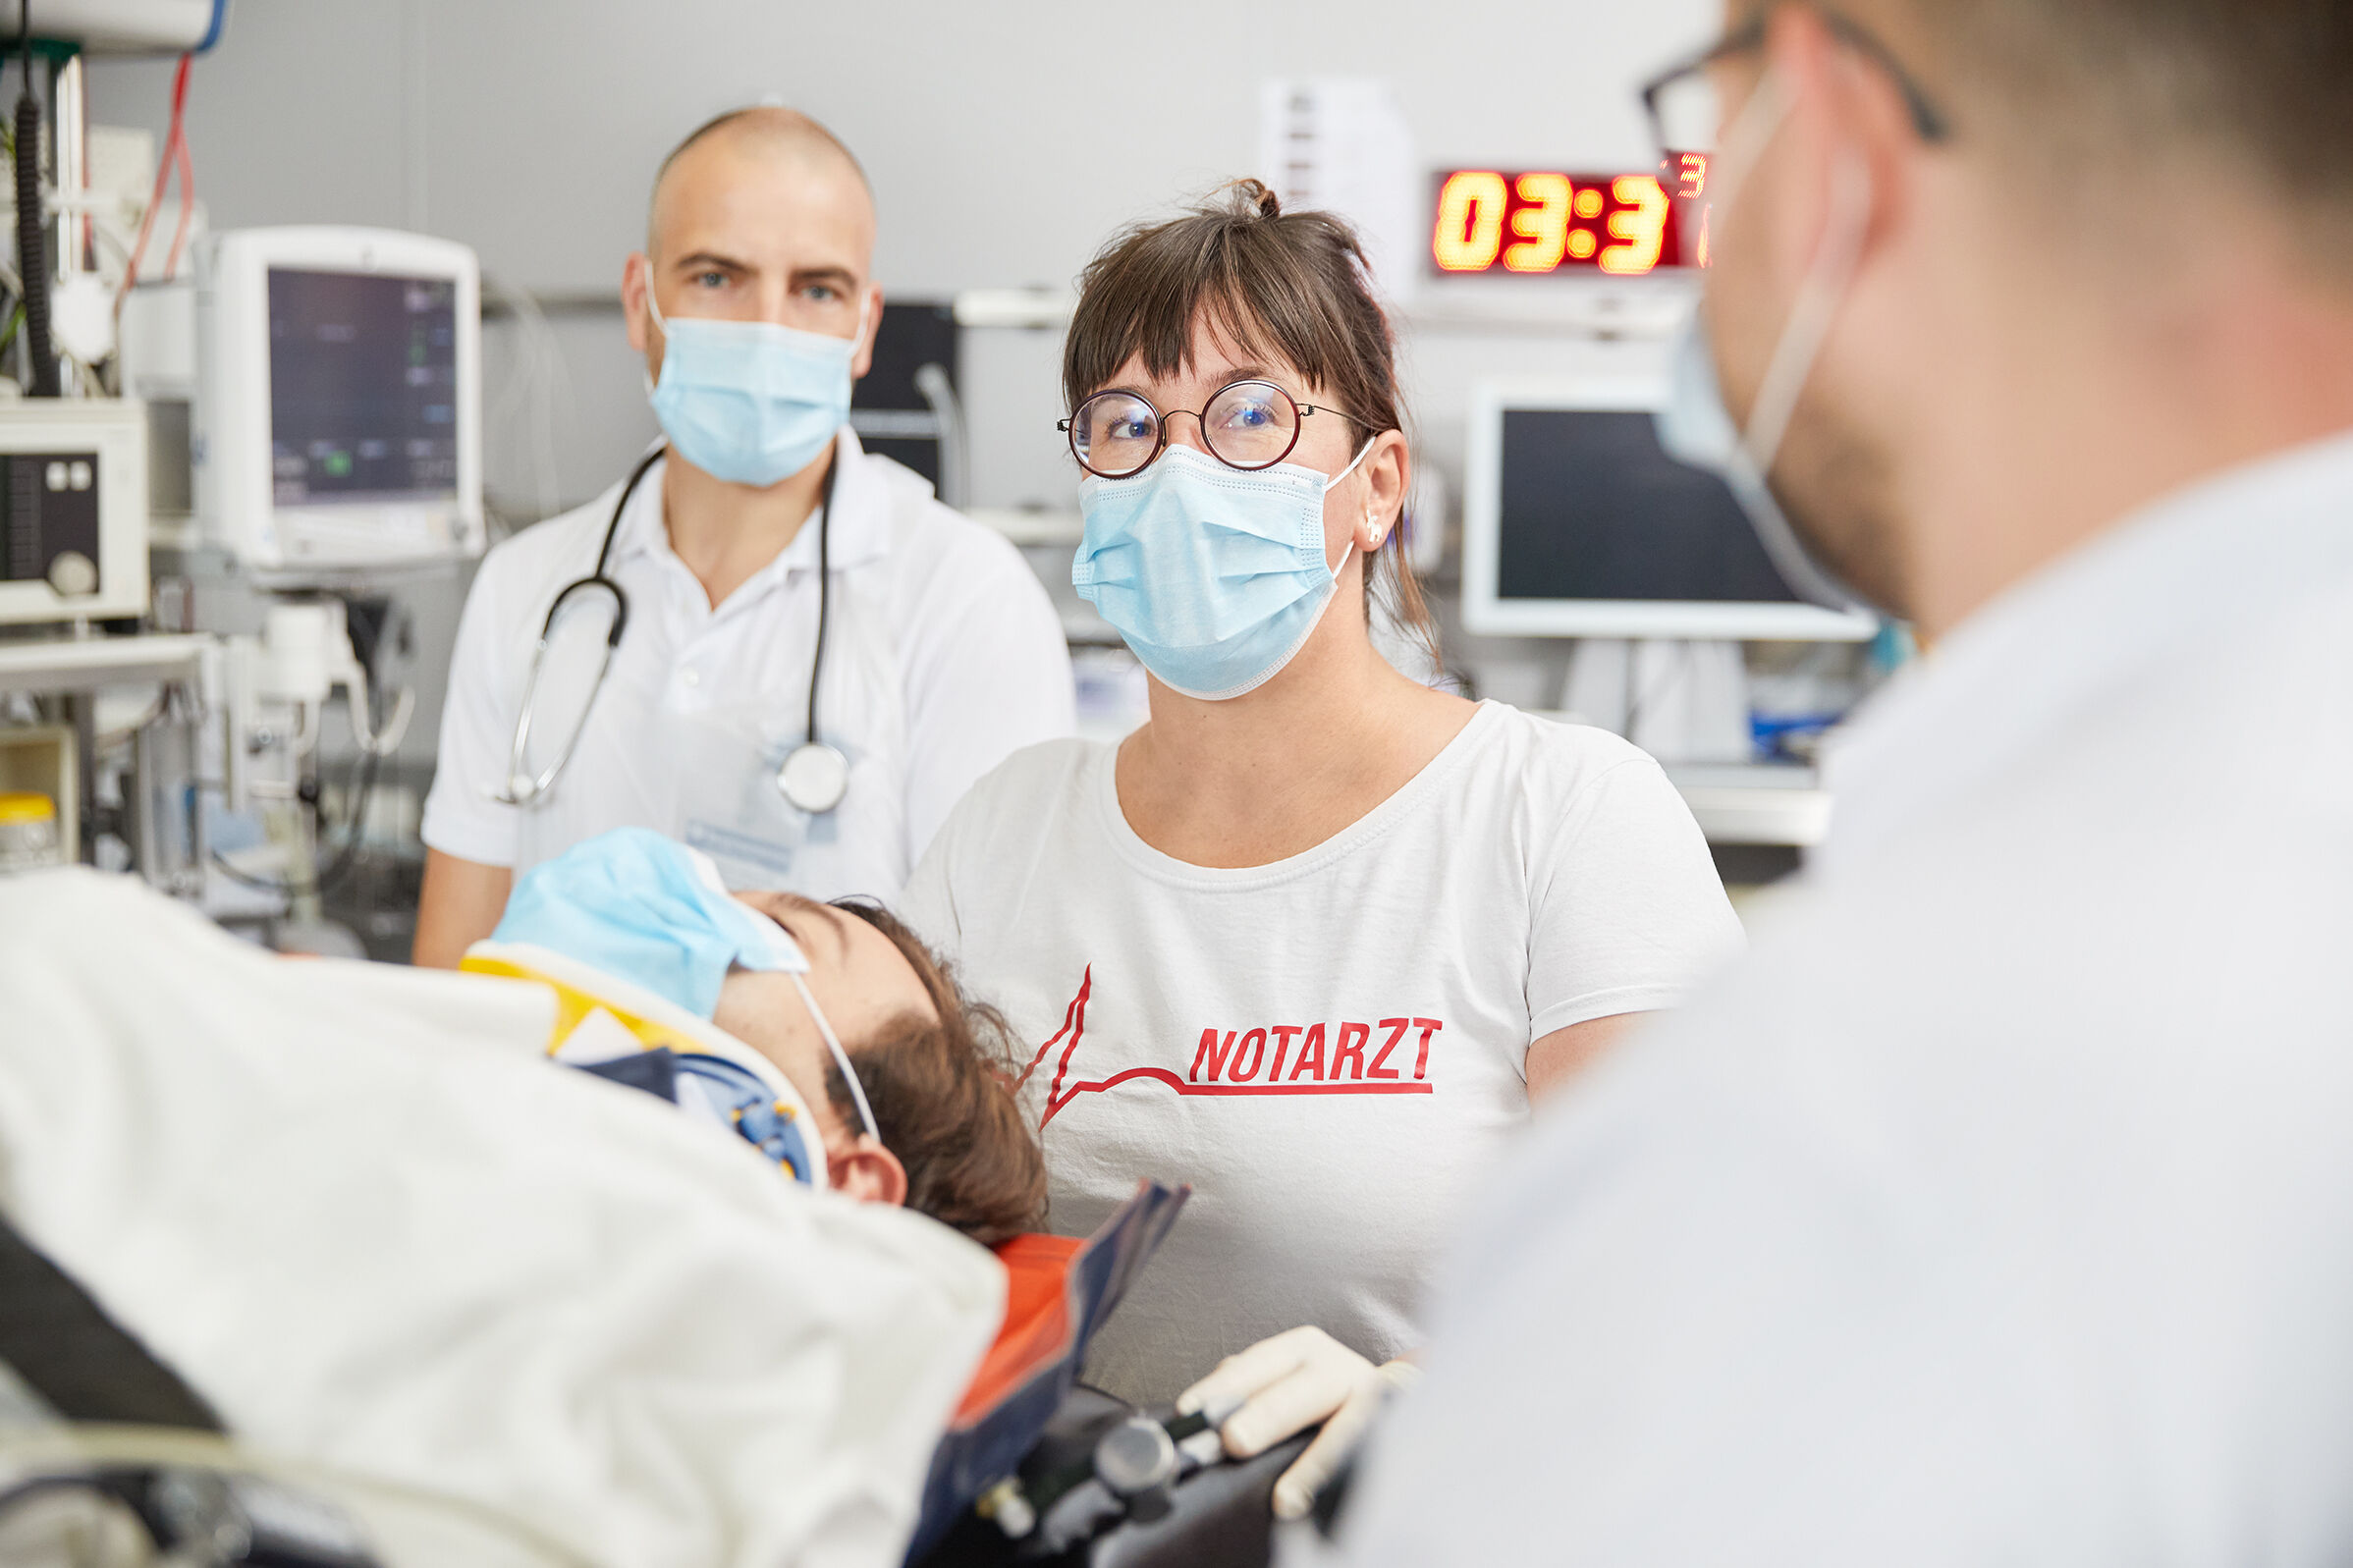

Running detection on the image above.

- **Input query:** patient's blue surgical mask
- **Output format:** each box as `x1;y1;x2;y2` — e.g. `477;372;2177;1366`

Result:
494;827;879;1139
1654;68;1871;612
643;286;862;487
1072;441;1373;700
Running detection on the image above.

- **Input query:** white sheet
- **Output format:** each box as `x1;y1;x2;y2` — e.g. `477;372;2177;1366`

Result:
0;869;1005;1568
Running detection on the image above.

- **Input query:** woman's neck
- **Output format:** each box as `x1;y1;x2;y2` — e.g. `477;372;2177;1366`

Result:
1116;606;1475;869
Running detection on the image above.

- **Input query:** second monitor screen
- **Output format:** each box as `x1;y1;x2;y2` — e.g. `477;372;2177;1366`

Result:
269;267;459;506
1497;408;1797;604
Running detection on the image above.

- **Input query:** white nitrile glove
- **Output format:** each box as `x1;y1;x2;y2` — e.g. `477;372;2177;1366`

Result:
1175;1325;1422;1522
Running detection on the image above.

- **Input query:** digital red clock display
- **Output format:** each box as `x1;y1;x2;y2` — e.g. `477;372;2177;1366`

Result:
1430;155;1712;277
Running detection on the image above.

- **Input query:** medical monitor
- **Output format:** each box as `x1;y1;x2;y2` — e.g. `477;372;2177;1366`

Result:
196;227;482;577
1460;353;1876;641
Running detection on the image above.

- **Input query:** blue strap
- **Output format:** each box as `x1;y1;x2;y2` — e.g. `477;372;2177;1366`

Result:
575;1048;681;1103
570;1049;819;1185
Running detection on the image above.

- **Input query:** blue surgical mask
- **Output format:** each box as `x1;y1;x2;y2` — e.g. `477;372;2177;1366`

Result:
495;827;809;1017
643;288;862;487
1652;68;1872;613
1072;442;1372;701
492;827;881;1140
1657;314;1858;611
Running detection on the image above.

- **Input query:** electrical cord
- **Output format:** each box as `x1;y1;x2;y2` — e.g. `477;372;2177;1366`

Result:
0;127;19;370
16;0;56;396
161;61;194;281
481;274;566;522
115;50;192;308
206;740;379;901
94;692;172;749
1618;638;1697;740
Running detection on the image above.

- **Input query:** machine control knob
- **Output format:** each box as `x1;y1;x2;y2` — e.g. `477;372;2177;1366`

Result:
1093;1416;1179;1500
47;552;96;597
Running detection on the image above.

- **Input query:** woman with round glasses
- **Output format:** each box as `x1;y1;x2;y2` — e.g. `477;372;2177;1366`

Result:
900;182;1740;1516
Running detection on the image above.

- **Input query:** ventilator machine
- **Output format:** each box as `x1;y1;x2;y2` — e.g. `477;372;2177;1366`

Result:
0;0;483;953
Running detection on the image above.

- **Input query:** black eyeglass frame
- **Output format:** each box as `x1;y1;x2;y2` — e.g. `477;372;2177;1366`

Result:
1056;378;1361;480
1639;5;1954;157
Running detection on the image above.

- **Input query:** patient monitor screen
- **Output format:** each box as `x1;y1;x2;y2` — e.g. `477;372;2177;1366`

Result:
268;267;460;506
1498;409;1800;603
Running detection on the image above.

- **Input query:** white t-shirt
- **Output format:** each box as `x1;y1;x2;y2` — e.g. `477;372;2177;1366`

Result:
422;433;1074;902
900;701;1743;1402
1328;434;2353;1568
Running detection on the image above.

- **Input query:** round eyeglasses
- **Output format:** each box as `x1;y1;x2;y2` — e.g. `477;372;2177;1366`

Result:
1058;379;1352;480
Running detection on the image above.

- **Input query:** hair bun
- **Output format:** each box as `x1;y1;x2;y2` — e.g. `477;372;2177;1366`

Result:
1223;177;1282;220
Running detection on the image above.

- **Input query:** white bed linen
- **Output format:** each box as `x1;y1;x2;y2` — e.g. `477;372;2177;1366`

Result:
0;869;1004;1568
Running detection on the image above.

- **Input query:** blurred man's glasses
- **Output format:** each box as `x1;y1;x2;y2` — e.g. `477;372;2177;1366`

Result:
1059;379;1356;480
1640;7;1953;160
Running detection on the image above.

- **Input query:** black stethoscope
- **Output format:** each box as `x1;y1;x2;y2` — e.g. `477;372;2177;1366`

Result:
495;446;851;814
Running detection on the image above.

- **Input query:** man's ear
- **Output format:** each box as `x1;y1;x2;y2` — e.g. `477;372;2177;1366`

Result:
828;1136;907;1207
1764;6;1915;283
623;252;654;355
850;281;884;380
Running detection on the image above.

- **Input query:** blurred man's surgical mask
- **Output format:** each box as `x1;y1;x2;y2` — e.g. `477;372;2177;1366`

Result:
1655;68;1874;612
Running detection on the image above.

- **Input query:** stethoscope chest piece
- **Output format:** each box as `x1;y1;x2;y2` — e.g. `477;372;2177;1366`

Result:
778;740;850;815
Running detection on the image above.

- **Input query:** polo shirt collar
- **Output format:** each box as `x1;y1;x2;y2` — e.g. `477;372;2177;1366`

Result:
1815;427;2353;878
605;427;893;578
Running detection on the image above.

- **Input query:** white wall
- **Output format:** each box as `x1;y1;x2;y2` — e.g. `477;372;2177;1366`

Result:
91;0;1710;292
88;0;1723;738
88;0;1718;505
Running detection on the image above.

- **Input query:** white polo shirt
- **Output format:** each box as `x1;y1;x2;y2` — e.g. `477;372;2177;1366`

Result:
423;432;1074;901
1329;430;2353;1567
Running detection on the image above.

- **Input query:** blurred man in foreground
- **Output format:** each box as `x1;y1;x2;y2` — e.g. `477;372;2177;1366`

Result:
1334;1;2353;1561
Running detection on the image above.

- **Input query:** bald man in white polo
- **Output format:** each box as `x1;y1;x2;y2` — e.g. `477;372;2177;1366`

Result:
415;108;1071;967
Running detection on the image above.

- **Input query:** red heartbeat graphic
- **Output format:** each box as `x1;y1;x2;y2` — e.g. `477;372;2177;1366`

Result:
1045;1068;1433;1125
1014;964;1092;1101
1024;969;1437;1129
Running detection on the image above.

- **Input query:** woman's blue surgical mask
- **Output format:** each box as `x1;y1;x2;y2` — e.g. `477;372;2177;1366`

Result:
1653;68;1872;613
493;827;880;1140
643;286;863;487
1072;441;1373;701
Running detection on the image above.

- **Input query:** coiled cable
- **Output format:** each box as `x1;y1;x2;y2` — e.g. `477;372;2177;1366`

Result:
14;0;54;396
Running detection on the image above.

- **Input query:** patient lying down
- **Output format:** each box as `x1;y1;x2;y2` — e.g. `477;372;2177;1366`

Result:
465;826;1046;1245
0;834;1046;1568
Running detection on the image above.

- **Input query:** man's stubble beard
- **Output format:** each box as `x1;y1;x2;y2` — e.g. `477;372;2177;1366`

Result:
1769;389;1912;619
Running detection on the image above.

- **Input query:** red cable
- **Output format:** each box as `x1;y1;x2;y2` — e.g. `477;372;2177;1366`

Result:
116;53;192;309
162;55;195;282
163;125;194;281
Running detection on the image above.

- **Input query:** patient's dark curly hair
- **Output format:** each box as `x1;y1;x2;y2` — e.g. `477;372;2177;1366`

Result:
826;901;1046;1248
